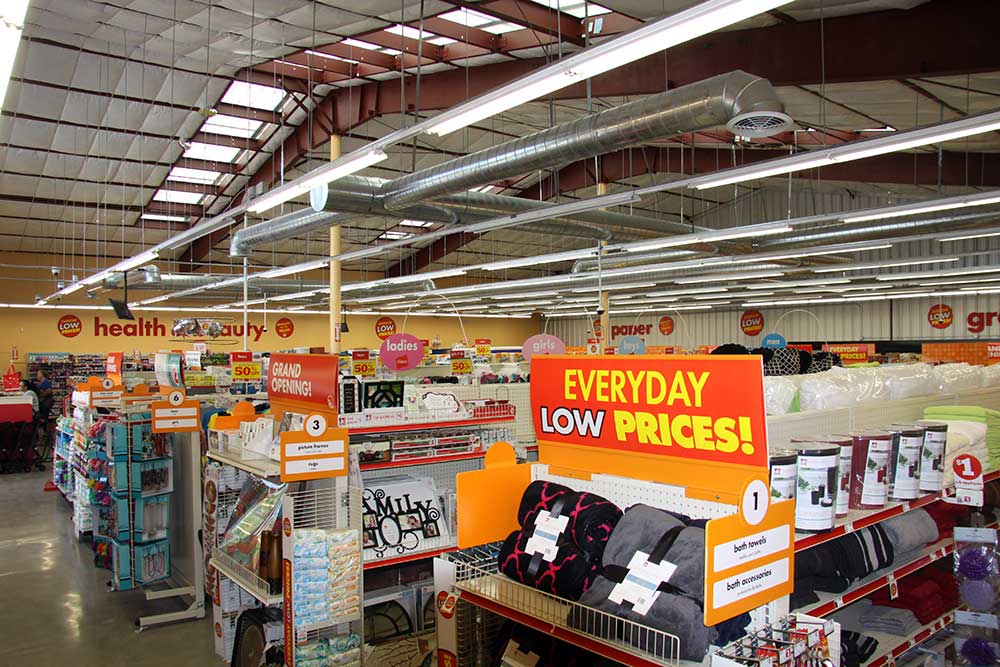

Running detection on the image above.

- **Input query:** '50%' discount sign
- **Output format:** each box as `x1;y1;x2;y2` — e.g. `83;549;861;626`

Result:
232;360;261;381
351;350;376;377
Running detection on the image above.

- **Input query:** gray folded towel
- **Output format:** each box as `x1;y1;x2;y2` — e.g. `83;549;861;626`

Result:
602;504;705;602
881;509;938;553
572;576;716;661
859;605;921;636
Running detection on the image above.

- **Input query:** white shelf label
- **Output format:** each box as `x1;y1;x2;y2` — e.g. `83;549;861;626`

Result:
713;524;790;573
284;438;345;458
712;557;789;609
284;457;345;476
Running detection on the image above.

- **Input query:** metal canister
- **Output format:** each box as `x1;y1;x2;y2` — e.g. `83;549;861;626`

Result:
886;425;925;500
918;421;948;492
792;443;840;532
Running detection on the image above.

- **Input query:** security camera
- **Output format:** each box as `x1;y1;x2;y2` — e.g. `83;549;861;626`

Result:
56;281;65;290
50;267;60;276
596;307;605;316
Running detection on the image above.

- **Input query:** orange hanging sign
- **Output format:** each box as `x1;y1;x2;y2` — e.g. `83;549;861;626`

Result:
279;413;349;482
152;389;202;433
105;352;124;383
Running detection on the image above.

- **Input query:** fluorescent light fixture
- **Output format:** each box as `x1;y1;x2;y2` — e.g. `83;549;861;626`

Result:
464;191;640;234
423;0;793;136
674;270;786;284
746;278;851;290
270;291;318;302
249;150;388;214
378;230;413;240
141;213;189;223
647;286;728;297
570;282;657;293
744;243;893;263
349;309;531;319
841;191;1000;223
0;1;28;108
939;227;1000;243
255;259;329;279
919;276;1000;287
875;265;1000;281
687;110;1000;190
813;257;960;273
481;248;593;271
624;222;793;252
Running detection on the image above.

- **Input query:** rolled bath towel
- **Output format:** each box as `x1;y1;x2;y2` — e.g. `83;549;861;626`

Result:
517;480;623;564
498;527;600;601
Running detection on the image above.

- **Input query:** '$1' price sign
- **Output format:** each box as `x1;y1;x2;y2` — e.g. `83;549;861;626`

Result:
231;361;261;381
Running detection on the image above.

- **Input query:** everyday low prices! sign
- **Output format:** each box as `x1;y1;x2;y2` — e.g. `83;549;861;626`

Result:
822;343;875;363
532;355;769;467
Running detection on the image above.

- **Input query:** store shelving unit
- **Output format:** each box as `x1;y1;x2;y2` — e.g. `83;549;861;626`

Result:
210;548;283;606
206;449;280;478
799;515;999;617
860;611;955;667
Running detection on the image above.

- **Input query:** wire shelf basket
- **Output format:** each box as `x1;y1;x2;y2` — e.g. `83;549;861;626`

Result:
211;547;282;606
446;546;682;667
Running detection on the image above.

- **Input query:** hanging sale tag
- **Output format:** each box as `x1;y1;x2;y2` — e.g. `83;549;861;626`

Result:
608;550;677;616
351;350;376;377
953;453;985;506
523;510;569;562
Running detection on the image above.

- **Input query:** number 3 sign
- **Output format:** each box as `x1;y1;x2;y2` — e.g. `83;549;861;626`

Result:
279;413;349;482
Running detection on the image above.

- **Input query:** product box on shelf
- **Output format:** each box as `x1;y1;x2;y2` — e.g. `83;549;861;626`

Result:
354;440;391;464
111;537;171;591
102;492;171;542
137;458;173;496
107;455;136;494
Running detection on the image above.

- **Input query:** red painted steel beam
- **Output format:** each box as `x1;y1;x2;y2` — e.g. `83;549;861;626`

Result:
422;17;502;50
444;0;586;46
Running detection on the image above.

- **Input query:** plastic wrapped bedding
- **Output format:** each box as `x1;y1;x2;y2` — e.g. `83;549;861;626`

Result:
932;363;984;393
798;367;888;410
763;376;798;415
982;364;1000;388
880;363;937;400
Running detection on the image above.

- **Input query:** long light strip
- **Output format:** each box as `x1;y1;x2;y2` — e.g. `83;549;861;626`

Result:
248;150;389;214
638;110;1000;191
422;0;793;136
46;249;160;302
938;226;1000;243
840;190;1000;223
812;256;960;273
622;221;793;253
674;270;786;284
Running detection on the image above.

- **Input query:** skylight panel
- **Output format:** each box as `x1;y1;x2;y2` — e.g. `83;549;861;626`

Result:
167;166;221;185
153;189;204;205
428;35;457;45
439;8;495;27
183;142;241;162
399;219;433;228
379;47;403;55
202;114;263;138
385;24;430;40
481;22;524;34
221;80;286;111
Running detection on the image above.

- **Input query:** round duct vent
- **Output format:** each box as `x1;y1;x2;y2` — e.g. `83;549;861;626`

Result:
726;111;795;138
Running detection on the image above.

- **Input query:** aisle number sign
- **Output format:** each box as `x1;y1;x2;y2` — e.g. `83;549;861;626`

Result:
279;414;348;482
450;350;473;375
475;338;491;357
152;390;202;433
351;350;376;377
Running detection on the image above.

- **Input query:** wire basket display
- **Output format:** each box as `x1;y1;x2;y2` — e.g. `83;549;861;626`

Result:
446;546;682;667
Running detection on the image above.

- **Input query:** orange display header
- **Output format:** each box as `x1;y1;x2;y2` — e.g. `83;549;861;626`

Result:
530;355;768;470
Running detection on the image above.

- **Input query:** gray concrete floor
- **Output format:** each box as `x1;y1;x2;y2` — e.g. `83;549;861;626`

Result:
0;470;224;667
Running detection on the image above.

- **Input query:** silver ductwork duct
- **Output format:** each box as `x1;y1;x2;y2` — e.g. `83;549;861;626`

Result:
231;71;790;260
230;210;353;258
381;70;791;210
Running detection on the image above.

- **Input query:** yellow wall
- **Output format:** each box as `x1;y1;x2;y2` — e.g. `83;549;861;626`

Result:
2;307;540;372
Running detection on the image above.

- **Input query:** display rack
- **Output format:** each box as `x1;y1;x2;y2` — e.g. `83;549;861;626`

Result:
858;611;955;667
799;515;999;617
210;547;283;606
